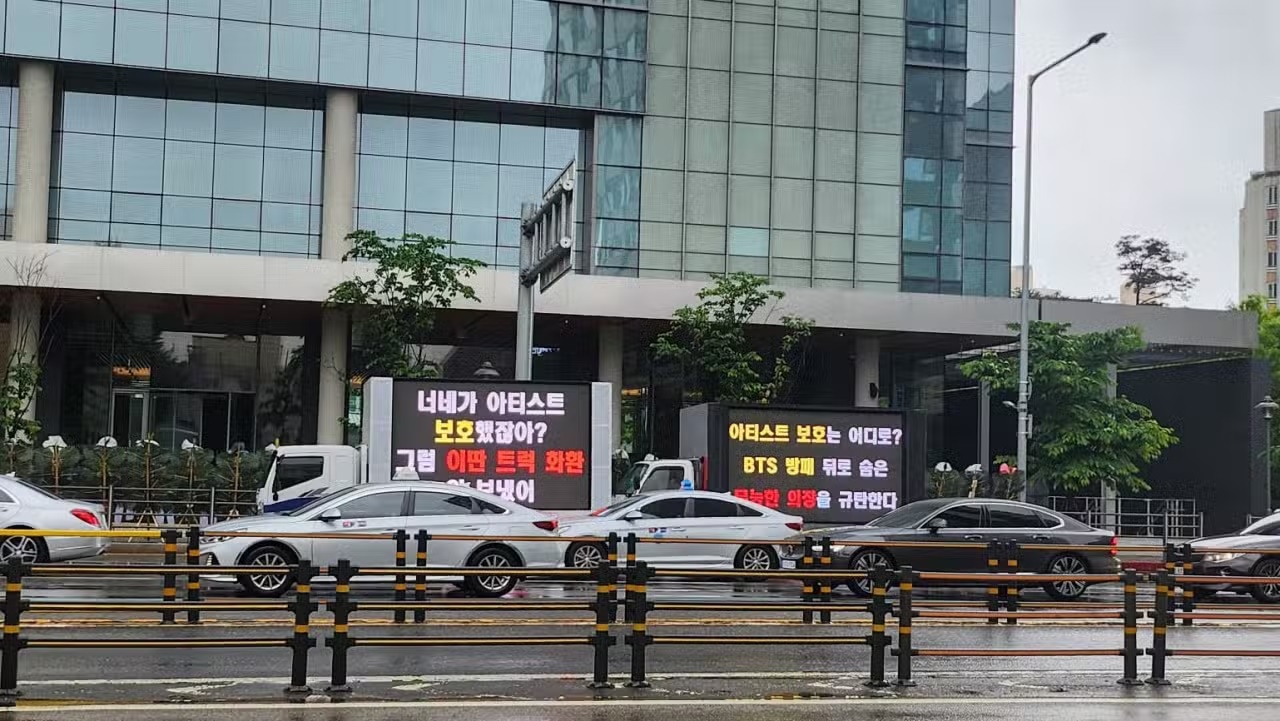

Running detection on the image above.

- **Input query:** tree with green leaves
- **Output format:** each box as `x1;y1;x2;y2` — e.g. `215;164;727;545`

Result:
327;231;486;378
653;272;813;404
960;321;1177;494
1237;295;1280;505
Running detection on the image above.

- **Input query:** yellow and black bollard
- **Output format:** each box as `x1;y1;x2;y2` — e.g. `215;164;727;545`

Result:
1118;568;1141;686
1003;540;1019;626
865;564;890;688
0;558;25;706
185;526;201;625
325;559;356;695
161;528;178;625
1147;570;1171;685
589;563;617;689
895;565;916;687
393;529;408;624
624;561;651;688
1178;543;1195;626
819;537;833;625
801;537;815;625
986;540;1001;625
286;559;318;699
413;530;429;624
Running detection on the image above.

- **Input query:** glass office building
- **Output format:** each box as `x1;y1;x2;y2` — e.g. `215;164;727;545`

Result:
0;0;1021;455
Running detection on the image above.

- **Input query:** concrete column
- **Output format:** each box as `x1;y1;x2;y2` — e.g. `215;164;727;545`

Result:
317;310;348;445
854;336;881;408
321;88;358;259
598;323;624;448
13;62;53;245
316;89;358;445
1101;363;1119;532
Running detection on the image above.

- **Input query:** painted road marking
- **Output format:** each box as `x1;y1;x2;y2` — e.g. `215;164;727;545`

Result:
6;697;1280;713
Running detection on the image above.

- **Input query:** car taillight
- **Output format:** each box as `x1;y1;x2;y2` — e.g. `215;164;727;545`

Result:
786;521;804;531
589;508;607;517
71;509;100;528
1110;536;1118;556
533;519;558;532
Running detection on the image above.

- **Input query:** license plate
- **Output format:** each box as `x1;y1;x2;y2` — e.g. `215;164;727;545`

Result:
781;559;797;570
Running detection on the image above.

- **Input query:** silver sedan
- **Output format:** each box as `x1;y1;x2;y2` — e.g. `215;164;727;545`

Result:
0;475;109;563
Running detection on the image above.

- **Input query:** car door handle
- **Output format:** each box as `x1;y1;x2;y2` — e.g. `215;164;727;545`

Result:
728;527;746;531
667;527;687;533
964;534;984;541
1032;535;1051;542
458;525;482;532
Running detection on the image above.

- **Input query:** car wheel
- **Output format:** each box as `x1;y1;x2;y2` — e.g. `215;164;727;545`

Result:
1042;553;1089;601
237;545;296;597
848;549;896;597
1250;559;1280;603
735;545;779;572
466;546;520;598
0;534;46;564
566;542;608;569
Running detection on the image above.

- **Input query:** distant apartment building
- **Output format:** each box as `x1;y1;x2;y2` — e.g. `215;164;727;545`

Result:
1240;109;1280;305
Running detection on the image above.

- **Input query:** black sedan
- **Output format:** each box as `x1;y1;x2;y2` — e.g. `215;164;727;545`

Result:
781;498;1118;600
1189;512;1280;603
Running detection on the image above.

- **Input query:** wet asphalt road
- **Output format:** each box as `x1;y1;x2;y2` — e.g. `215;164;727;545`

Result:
6;700;1279;721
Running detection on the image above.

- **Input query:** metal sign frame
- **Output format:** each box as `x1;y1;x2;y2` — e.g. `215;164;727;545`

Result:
515;159;576;381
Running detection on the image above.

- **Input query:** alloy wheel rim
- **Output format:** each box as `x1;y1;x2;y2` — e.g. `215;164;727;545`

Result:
0;537;37;563
1260;563;1280;599
250;551;288;592
853;552;889;593
742;547;772;570
573;545;604;568
477;553;513;592
1051;556;1087;597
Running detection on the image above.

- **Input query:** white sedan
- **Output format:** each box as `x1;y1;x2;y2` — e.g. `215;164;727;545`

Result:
0;475;109;563
199;481;564;597
558;490;803;570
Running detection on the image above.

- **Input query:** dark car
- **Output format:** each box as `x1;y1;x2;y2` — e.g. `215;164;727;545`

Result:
1189;512;1280;603
780;497;1118;601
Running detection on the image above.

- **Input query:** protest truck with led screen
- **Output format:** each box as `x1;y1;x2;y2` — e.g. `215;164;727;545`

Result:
675;404;925;525
361;377;614;512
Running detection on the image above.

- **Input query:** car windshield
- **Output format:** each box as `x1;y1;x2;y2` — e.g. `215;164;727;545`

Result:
282;487;363;517
866;502;944;529
1241;515;1280;535
618;463;649;495
4;477;61;501
592;496;649;517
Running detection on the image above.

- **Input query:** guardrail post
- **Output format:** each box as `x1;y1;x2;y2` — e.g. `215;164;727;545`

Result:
161;528;178;625
986;540;1000;625
895;566;916;687
1147;570;1171;685
606;532;619;570
286;559;318;698
801;537;815;625
325;559;356;696
1118;568;1141;686
624;561;651;688
1003;540;1019;626
819;537;833;625
1178;543;1194;626
393;529;407;624
0;558;25;705
589;563;616;689
865;564;890;688
625;532;637;571
413;530;429;624
185;525;201;625
620;532;634;624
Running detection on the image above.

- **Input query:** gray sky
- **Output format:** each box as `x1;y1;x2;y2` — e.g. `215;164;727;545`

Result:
1014;0;1280;309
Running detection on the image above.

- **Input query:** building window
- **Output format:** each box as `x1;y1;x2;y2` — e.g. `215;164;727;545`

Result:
1269;283;1277;300
1269;251;1277;269
1269;219;1278;238
1269;185;1278;206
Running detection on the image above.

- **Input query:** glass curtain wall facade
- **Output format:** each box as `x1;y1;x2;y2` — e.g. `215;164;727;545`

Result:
901;0;1012;296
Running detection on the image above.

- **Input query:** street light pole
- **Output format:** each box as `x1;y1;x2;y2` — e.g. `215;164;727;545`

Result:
1016;32;1107;502
1257;396;1278;499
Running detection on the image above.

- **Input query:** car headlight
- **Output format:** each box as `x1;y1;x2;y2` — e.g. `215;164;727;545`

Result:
1203;552;1245;563
200;536;233;544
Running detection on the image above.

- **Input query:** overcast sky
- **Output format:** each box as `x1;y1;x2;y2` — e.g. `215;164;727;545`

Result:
1014;0;1280;309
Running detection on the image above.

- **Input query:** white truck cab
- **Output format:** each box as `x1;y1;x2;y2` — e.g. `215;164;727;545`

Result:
257;444;366;514
621;457;703;496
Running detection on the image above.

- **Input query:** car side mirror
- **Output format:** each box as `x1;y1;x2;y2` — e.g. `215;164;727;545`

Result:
623;510;644;522
319;508;342;523
925;517;948;534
